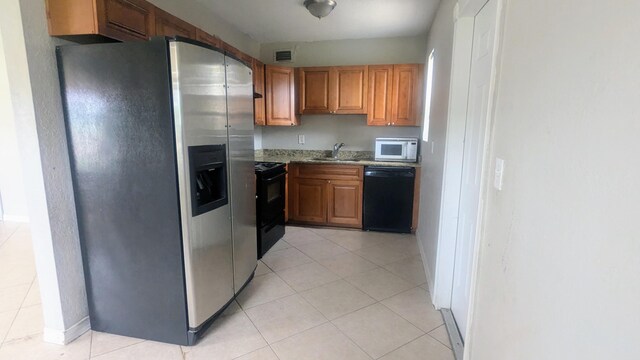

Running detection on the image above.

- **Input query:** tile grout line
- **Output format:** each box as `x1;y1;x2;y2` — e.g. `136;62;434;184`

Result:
328;314;377;359
242;297;331;358
89;339;147;359
242;255;341;353
327;297;424;359
377;285;444;333
0;223;20;250
426;330;454;351
374;331;425;359
244;228;427;359
0;276;37;345
235;289;287;360
88;330;94;358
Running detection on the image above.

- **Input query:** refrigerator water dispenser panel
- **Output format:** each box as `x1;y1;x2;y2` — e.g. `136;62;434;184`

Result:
188;144;228;216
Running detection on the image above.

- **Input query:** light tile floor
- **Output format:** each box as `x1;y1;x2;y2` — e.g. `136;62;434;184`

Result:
0;222;454;359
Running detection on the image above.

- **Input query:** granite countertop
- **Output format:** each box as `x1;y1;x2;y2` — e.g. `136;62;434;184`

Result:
255;149;421;168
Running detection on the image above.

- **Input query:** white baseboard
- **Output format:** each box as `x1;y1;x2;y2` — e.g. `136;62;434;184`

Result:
1;215;29;223
43;316;90;345
416;230;435;296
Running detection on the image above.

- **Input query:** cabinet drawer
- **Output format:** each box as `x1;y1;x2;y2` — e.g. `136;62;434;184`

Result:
293;164;363;181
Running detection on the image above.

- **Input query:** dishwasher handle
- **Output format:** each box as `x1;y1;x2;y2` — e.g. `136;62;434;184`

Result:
364;167;415;178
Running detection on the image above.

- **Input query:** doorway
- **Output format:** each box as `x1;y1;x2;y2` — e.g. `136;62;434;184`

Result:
450;0;501;340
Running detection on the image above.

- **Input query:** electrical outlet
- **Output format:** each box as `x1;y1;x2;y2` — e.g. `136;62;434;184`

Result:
298;134;305;145
494;158;505;191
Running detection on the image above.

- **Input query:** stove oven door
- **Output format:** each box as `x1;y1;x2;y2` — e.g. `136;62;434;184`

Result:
257;170;286;226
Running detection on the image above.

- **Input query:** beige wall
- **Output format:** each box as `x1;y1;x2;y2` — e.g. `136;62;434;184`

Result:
260;115;420;151
468;1;640;358
258;36;426;150
1;0;86;342
260;36;427;66
0;31;29;222
416;0;457;294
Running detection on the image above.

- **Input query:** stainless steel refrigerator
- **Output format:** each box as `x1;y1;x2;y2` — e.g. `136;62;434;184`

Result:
56;37;257;346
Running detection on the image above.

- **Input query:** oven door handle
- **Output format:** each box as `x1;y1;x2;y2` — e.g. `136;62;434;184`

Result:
262;172;287;183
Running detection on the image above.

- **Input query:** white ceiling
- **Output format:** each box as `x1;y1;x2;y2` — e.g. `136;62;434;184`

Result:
195;0;440;43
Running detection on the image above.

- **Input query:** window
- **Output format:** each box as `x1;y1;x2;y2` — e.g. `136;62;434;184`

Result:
422;50;435;142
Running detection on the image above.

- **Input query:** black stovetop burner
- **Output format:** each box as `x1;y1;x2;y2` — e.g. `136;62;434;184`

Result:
255;162;286;173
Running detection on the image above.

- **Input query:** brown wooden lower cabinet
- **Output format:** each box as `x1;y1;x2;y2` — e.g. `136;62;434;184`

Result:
289;164;363;228
327;180;362;227
291;178;327;224
284;164;289;222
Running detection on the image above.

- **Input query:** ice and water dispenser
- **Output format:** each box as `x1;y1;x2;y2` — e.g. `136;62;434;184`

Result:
188;144;228;216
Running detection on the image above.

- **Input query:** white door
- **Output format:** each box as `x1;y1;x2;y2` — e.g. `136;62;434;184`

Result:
450;0;499;339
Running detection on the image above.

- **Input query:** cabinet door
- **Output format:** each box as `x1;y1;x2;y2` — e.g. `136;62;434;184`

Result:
253;60;266;126
327;180;362;228
391;64;423;126
155;8;196;39
222;42;253;66
332;66;368;114
195;28;221;48
367;65;394;126
299;67;332;114
95;0;156;41
265;65;299;126
291;178;327;224
285;165;289;222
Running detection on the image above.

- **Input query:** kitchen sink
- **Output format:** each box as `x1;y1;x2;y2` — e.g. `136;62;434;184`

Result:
310;157;362;162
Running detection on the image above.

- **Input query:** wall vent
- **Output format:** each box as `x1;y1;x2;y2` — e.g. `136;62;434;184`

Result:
274;49;294;63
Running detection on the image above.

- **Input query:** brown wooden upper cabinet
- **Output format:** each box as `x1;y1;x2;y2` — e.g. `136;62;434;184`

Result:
368;64;424;126
265;65;299;126
46;0;156;41
195;29;221;48
298;67;331;114
298;66;368;115
253;59;266;126
222;42;253;66
154;8;196;39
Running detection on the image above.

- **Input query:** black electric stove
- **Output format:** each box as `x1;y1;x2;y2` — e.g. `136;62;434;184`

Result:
255;162;287;258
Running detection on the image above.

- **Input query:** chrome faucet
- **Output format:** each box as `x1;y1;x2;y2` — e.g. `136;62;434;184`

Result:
332;143;345;159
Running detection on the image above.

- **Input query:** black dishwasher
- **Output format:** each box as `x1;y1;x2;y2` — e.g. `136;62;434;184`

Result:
363;166;416;233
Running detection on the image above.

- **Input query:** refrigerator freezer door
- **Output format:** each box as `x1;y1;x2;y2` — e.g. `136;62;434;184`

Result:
225;56;258;293
170;41;234;329
57;39;190;345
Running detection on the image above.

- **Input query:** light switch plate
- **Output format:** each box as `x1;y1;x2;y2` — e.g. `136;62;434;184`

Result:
494;158;505;191
298;134;305;145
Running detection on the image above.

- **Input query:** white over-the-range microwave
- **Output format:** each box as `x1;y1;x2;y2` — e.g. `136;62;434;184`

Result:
374;138;419;162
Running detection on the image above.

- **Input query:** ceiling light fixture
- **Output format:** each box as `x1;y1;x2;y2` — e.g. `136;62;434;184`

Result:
304;0;337;19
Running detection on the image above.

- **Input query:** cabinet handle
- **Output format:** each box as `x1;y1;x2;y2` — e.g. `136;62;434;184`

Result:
392;122;395;125
328;180;331;184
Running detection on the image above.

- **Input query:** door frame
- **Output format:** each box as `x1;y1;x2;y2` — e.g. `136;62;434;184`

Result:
429;0;506;354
